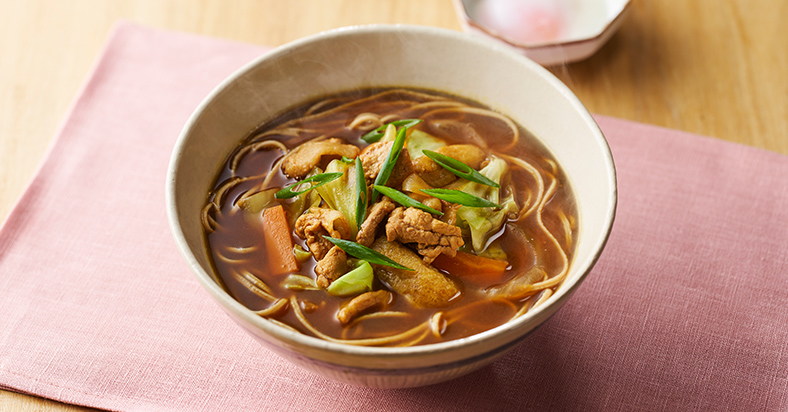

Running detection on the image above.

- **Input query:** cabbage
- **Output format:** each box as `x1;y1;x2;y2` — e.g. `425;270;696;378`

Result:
326;261;373;297
314;159;360;236
284;169;322;228
456;158;518;252
238;188;277;214
405;130;446;159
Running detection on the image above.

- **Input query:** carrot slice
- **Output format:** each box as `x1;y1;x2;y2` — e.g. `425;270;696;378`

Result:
432;251;509;284
261;205;299;276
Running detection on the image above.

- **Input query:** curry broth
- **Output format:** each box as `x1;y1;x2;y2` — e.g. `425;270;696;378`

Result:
204;88;577;345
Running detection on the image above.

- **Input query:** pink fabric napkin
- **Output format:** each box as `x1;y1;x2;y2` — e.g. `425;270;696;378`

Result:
1;22;786;411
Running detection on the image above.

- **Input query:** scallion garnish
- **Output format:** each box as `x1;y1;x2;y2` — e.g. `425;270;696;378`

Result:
373;185;443;216
323;236;413;271
420;188;502;208
274;172;343;199
361;119;422;143
355;157;367;230
369;126;408;203
422;150;500;188
339;156;355;164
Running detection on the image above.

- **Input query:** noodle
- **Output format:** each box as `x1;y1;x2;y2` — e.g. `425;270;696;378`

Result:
203;87;577;346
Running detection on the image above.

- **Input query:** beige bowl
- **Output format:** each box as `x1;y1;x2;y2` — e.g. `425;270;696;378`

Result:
166;24;616;388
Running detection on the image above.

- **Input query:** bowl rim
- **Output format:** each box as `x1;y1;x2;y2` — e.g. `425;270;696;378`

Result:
166;23;617;364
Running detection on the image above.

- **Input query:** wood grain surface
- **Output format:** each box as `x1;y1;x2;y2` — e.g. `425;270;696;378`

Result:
1;1;786;410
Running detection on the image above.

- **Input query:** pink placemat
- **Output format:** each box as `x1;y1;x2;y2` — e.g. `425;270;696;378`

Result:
1;22;786;411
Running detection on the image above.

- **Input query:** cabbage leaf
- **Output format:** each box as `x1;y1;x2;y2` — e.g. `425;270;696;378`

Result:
314;159;360;236
326;261;373;297
455;157;518;252
405;130;446;159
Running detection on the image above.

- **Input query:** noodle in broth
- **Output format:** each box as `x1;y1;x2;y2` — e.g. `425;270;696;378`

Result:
203;88;577;347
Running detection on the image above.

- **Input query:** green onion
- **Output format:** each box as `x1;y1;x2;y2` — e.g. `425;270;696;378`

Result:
323;236;413;271
275;172;343;199
422;150;500;188
373;185;443;216
355;157;367;230
361;119;422;143
420;188;503;208
369;126;408;203
340;156;355;164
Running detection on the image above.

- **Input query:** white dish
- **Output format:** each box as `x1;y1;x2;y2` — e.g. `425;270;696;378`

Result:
453;0;632;65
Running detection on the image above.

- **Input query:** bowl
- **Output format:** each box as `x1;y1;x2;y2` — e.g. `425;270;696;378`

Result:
166;24;616;388
453;0;632;65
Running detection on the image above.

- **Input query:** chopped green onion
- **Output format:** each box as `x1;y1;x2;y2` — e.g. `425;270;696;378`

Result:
361;119;422;143
275;172;343;199
420;188;503;208
422;150;500;188
373;185;443;216
355;157;367;230
339;156;355;164
326;261;373;297
369;126;408;203
323;236;413;271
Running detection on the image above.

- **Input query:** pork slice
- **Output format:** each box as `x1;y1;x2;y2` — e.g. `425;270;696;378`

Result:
385;207;463;263
314;246;347;289
412;144;487;187
359;141;413;187
294;207;352;260
356;197;396;247
282;138;359;178
336;290;392;325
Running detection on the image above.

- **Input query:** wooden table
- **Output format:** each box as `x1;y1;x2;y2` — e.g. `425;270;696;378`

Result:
1;1;785;410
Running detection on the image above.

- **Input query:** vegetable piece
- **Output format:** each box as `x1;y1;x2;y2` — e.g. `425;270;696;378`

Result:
238;188;278;214
282;274;320;291
260;205;299;276
361;119;422;143
370;126;408;203
422;150;500;188
400;173;434;195
284;186;321;229
420;188;502;208
355;157;367;230
405;130;446;159
283;168;323;227
378;123;397;143
293;244;312;263
432;251;509;284
455;158;519;251
314;159;361;236
275;172;343;199
326;261;374;297
323;236;413;271
373;185;443;216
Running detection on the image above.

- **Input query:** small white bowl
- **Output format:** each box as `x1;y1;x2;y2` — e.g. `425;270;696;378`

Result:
453;0;631;65
166;24;616;388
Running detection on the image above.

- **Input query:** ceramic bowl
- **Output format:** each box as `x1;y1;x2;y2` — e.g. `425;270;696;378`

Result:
453;0;632;65
166;24;616;388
